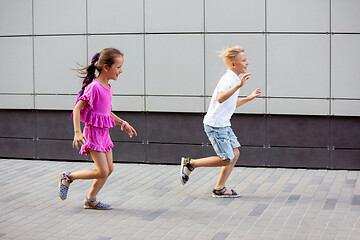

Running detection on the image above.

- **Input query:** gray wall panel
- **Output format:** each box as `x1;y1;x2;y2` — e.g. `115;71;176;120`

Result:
145;0;203;32
145;34;204;96
110;112;146;142
37;139;89;161
0;110;35;138
0;37;33;94
146;113;206;144
267;34;330;99
0;0;32;35
206;0;265;32
232;114;267;147
267;0;329;32
332;0;360;33
1;108;360;170
330;117;360;149
36;110;74;140
267;147;329;169
88;0;143;34
0;139;36;159
330;150;360;170
34;36;87;95
113;142;147;163
331;35;360;99
237;146;267;167
267;115;329;148
34;0;86;34
332;100;360;117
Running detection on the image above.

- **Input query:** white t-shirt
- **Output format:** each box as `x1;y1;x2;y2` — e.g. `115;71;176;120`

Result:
203;70;240;127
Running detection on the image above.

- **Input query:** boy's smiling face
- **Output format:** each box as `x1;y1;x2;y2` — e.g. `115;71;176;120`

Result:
231;52;248;76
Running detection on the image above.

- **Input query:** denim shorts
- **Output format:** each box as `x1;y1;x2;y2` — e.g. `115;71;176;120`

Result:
204;124;241;162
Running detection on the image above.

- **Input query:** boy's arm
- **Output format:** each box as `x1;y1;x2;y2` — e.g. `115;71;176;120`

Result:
217;73;251;103
236;88;261;108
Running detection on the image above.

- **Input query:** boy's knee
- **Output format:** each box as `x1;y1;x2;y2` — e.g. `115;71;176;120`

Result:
233;148;240;160
222;159;232;166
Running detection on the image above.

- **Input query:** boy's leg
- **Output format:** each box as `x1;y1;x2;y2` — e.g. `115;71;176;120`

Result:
214;148;240;191
191;156;230;168
182;156;230;177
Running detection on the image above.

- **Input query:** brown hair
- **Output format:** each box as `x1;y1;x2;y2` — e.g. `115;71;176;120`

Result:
78;48;124;95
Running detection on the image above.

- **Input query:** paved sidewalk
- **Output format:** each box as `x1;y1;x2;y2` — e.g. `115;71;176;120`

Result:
0;159;360;240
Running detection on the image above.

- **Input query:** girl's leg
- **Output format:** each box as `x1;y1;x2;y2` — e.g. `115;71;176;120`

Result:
59;149;111;201
60;150;111;188
214;148;240;192
86;149;114;202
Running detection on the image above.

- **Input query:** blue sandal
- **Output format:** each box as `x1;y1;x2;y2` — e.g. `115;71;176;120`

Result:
58;172;73;200
212;187;240;198
84;197;112;210
180;157;194;185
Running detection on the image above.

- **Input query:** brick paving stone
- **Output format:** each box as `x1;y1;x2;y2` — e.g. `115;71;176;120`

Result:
1;159;360;239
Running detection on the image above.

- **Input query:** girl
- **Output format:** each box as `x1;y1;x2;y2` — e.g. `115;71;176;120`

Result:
58;48;137;209
180;46;261;198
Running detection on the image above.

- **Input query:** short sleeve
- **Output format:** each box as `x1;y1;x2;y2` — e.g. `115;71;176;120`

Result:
217;77;232;93
79;83;98;109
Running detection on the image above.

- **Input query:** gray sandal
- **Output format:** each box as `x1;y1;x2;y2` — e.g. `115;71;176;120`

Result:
84;197;112;210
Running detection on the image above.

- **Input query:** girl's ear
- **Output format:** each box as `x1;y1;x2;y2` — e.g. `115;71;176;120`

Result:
103;64;110;71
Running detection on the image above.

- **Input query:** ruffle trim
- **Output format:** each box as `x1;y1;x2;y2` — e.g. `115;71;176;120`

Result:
80;107;116;128
80;142;114;155
79;94;94;109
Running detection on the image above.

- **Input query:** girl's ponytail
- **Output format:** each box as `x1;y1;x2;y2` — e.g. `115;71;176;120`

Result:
78;52;100;97
70;52;100;120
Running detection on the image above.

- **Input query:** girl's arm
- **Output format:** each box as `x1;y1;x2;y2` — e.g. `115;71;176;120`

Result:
236;88;261;108
111;112;138;138
217;73;251;103
72;100;87;149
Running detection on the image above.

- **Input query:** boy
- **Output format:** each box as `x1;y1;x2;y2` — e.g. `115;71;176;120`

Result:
180;46;261;198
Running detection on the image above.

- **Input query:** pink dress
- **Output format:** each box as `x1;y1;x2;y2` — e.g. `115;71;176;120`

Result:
78;79;116;155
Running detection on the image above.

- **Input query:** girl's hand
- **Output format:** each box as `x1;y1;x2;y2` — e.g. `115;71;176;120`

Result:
237;73;251;88
73;132;87;149
122;122;137;138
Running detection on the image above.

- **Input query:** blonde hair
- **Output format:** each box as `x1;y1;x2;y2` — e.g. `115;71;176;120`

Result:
218;45;245;59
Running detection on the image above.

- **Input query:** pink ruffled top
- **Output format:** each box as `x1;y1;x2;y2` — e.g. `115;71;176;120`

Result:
79;79;116;129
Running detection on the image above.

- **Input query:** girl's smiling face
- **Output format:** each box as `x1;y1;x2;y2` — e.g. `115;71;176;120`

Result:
106;56;124;80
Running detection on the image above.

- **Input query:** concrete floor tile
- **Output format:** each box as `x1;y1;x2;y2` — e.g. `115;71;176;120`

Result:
0;159;359;240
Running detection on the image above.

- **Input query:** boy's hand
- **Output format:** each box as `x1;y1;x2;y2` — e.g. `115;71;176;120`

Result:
73;132;87;149
236;88;261;108
249;88;261;100
237;73;251;88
